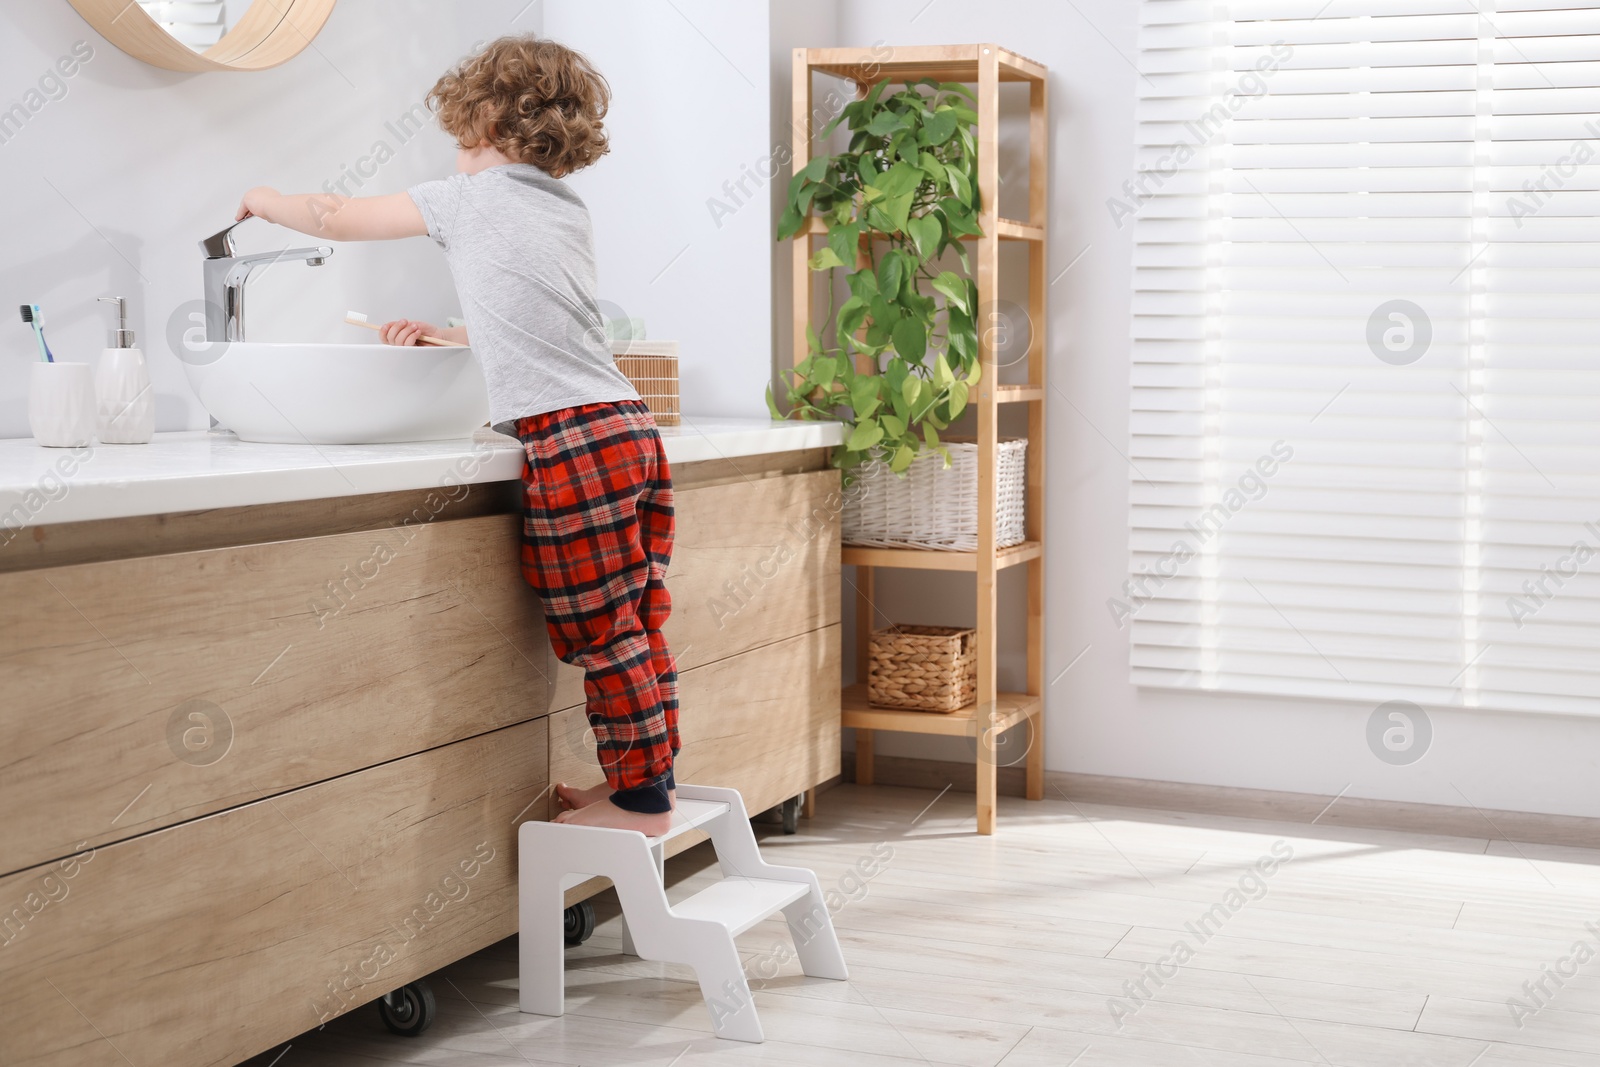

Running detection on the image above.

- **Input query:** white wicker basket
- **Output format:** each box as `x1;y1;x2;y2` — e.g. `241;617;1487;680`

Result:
842;438;1027;551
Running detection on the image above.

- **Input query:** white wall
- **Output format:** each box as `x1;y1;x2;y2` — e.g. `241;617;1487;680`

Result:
544;0;776;418
819;0;1600;820
770;1;842;393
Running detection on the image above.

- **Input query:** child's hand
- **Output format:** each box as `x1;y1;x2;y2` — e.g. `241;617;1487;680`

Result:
379;319;440;346
236;186;279;222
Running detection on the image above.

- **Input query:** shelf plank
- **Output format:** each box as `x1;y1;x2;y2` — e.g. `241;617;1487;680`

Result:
993;218;1045;242
800;216;1040;242
842;540;1041;572
804;45;1045;85
994;384;1044;404
843;545;974;572
841;683;1041;736
997;48;1048;83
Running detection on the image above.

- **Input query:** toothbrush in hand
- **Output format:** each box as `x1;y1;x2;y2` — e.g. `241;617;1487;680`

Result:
20;305;54;362
345;311;466;347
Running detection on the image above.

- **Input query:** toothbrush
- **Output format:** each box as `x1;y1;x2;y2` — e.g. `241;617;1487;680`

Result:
20;305;54;362
345;311;466;347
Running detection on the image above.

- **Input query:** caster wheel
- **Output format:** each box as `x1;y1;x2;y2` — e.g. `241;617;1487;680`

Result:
564;901;596;946
378;980;436;1037
781;795;802;835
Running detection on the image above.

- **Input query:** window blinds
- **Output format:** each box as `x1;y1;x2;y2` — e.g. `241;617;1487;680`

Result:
1128;0;1600;715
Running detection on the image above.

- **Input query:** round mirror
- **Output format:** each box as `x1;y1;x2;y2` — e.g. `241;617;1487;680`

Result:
67;0;337;72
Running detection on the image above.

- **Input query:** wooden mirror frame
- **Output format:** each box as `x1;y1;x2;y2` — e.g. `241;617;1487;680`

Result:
66;0;338;72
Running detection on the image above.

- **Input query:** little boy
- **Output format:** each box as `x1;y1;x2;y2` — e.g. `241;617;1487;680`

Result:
236;35;678;835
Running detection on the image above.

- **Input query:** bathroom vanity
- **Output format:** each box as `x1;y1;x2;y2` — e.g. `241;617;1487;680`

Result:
0;417;843;1067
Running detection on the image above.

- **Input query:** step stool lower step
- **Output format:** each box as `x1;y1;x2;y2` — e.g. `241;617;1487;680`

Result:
672;877;811;937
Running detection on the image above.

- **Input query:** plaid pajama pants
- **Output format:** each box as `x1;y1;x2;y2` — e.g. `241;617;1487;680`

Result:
514;400;678;801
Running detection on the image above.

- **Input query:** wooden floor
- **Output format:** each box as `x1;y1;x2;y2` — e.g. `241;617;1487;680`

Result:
241;783;1600;1067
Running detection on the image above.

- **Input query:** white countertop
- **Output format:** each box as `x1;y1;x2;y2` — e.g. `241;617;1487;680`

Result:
0;416;845;526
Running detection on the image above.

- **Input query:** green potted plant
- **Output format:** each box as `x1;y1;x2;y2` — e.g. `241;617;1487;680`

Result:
771;77;984;478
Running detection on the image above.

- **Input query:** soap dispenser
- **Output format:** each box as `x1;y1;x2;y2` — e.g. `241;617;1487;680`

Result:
95;296;154;444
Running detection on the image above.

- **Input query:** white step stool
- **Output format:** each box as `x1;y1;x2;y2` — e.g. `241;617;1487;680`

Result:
518;784;848;1042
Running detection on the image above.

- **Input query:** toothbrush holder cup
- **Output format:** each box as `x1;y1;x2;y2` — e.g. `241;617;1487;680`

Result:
29;362;96;447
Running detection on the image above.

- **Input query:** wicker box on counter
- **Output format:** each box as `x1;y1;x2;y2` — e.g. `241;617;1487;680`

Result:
611;339;680;426
867;624;978;713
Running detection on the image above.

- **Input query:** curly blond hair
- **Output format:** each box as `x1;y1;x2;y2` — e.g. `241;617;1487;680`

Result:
428;36;610;178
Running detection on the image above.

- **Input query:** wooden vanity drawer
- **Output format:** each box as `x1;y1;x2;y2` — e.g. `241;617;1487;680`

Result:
548;467;844;711
0;718;548;1067
0;513;551;876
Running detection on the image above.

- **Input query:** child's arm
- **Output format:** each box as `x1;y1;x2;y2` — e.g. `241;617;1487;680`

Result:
236;187;427;243
238;187;463;347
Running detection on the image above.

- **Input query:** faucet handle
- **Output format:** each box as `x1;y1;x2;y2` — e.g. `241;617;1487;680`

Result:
201;221;244;259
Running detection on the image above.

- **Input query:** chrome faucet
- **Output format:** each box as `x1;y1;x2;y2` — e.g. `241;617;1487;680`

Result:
201;221;332;342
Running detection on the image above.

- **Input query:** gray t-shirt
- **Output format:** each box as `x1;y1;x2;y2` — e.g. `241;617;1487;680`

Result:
408;164;639;432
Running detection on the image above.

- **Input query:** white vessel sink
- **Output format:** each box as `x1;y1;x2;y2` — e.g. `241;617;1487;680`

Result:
181;342;490;445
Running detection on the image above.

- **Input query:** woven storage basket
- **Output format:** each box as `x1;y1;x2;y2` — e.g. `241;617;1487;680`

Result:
843;438;1027;551
610;339;680;426
868;624;977;712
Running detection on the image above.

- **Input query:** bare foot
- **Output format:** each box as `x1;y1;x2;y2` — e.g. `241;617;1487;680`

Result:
556;782;677;812
552;796;674;836
554;781;612;812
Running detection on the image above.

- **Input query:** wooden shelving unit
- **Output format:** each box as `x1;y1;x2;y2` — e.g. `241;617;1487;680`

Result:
788;44;1049;835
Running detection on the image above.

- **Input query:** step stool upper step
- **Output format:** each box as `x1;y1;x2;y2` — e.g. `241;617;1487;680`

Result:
550;799;733;893
671;877;811;937
656;798;729;844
